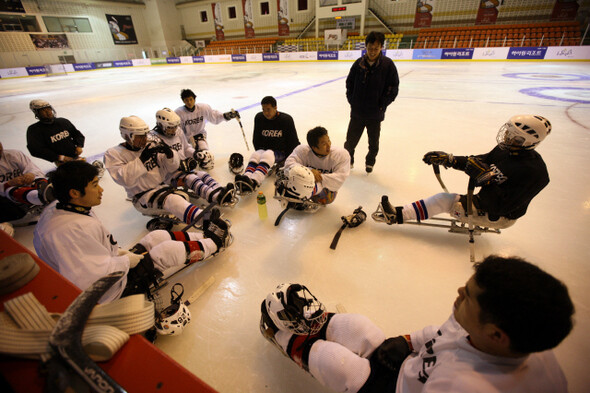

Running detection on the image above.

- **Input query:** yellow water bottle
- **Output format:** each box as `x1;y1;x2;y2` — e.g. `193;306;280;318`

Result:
257;191;268;219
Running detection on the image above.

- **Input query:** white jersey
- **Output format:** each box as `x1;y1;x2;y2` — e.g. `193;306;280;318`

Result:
0;149;46;195
150;128;195;184
398;313;568;393
104;143;179;199
175;103;226;140
285;145;350;192
33;202;129;303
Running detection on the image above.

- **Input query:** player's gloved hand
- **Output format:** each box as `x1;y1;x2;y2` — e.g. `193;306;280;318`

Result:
179;157;198;173
372;336;412;373
465;156;496;187
223;110;238;120
139;143;160;167
155;142;174;159
423;151;455;168
193;151;205;165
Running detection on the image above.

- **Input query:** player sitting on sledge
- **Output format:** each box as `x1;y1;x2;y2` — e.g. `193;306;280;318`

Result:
34;161;230;303
104;115;221;228
174;88;239;170
275;126;350;210
260;255;574;393
151;108;236;206
234;96;300;194
374;115;551;230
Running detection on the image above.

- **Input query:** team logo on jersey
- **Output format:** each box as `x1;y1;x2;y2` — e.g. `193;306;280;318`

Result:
490;164;507;184
50;130;71;143
184;116;204;126
261;129;283;137
0;168;24;182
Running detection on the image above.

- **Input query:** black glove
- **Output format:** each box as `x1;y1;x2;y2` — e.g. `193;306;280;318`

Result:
223;110;238;120
423;151;455;168
155;142;174;159
179;157;198;173
139;143;160;166
371;336;412;373
465;156;496;187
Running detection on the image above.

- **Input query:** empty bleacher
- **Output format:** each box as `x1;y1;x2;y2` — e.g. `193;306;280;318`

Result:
415;21;581;49
202;37;278;55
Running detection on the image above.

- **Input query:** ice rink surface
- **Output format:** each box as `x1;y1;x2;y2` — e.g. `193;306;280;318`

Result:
1;59;589;392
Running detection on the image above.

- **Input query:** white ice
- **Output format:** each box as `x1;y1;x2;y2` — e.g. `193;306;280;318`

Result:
1;60;589;392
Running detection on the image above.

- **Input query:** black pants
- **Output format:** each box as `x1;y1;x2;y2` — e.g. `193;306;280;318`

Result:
0;197;27;222
344;117;382;167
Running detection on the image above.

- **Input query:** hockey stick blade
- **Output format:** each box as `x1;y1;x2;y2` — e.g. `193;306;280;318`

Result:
329;223;347;250
467;177;476;263
181;201;217;232
274;204;291;226
433;164;449;193
185;276;215;306
49;271;127;393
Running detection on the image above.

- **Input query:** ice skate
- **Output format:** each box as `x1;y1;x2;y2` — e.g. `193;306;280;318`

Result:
372;195;403;225
214;183;238;207
235;174;257;195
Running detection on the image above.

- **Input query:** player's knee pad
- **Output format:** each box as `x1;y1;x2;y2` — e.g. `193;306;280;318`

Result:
326;313;386;358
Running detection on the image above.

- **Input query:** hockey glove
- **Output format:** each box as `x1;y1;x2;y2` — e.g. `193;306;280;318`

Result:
422;151;455;168
119;248;144;268
371;336;412;373
139;143;161;167
342;206;367;228
179;157;198;173
155;142;174;159
465;156;496;187
223;110;238;120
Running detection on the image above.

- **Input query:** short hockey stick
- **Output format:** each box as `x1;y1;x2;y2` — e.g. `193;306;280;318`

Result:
274;203;292;226
330;207;366;250
48;271;127;393
466;177;476;263
185;276;215;306
329;223;347;250
233;109;250;151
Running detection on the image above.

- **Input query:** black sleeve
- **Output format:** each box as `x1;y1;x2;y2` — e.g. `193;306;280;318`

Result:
252;113;262;151
381;61;400;108
345;61;359;104
65;119;85;147
26;124;60;162
284;116;300;156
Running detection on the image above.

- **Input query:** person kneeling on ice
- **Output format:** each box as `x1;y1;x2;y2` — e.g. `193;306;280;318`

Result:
375;115;551;229
105;115;221;226
33;161;230;303
260;255;574;393
277;126;350;209
151;108;236;206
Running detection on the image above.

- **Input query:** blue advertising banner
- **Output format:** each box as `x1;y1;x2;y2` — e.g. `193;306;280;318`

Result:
192;56;205;63
166;57;180;64
73;63;96;71
412;48;443;60
113;60;133;67
507;47;547;60
318;51;338;60
26;66;47;76
231;54;247;62
262;53;279;61
441;48;474;59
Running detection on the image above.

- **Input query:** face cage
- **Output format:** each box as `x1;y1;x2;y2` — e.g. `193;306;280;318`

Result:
496;123;529;151
35;106;56;120
276;288;328;335
163;124;178;136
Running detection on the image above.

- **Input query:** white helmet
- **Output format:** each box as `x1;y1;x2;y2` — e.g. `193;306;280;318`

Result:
155;284;191;336
286;165;315;200
155;108;181;136
497;115;551;151
119;115;150;144
196;150;214;170
264;283;327;335
30;99;55;121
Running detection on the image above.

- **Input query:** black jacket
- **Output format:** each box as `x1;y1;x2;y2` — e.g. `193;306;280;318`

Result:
26;118;85;163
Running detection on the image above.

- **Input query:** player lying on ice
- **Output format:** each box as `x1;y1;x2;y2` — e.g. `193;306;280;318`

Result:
234;95;300;194
275;126;350;212
260;255;574;393
104;115;226;228
33;161;231;303
373;115;551;230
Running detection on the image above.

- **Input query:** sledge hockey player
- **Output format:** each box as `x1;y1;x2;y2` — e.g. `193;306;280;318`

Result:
104;115;220;227
0;141;55;224
26;99;86;165
260;255;573;393
277;126;350;209
374;115;551;230
34;161;231;303
234;96;300;194
174;88;239;169
151;108;236;206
